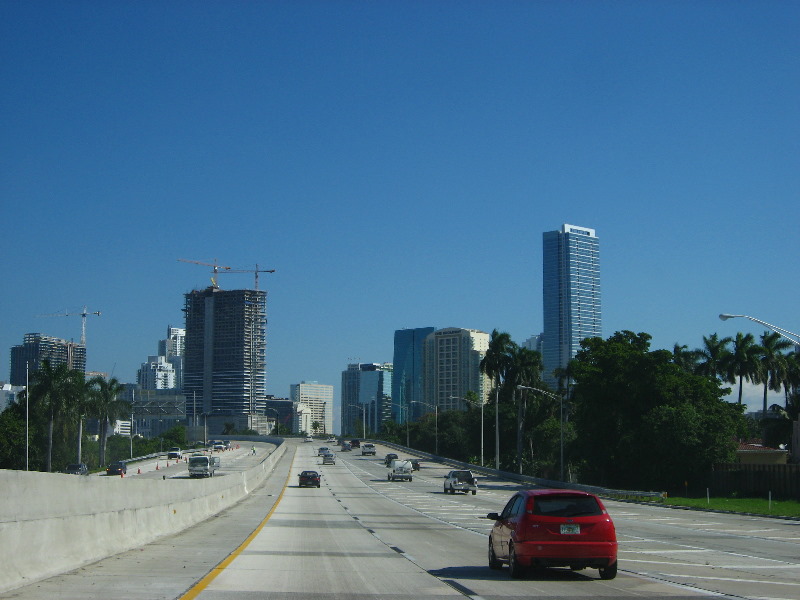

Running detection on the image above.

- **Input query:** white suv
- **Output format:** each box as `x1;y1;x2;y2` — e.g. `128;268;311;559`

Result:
444;470;478;494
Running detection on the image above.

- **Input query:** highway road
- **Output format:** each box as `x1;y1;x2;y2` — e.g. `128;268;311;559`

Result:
4;439;799;600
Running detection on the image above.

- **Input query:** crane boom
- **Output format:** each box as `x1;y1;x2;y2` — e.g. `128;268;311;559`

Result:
178;258;232;288
36;305;101;345
219;263;276;290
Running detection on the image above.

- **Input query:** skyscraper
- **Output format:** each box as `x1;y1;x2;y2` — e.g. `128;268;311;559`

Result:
10;333;86;385
392;327;435;423
422;327;490;413
542;224;601;388
341;363;392;436
183;287;267;433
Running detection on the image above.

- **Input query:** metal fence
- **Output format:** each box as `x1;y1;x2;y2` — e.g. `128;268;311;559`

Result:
708;463;800;501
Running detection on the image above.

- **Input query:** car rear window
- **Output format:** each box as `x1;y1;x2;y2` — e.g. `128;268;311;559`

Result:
532;495;603;517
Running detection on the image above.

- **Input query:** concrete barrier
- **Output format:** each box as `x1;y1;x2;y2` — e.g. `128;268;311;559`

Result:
0;440;286;594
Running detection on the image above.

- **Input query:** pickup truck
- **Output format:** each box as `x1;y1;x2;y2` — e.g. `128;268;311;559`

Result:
361;443;376;456
167;447;183;460
444;470;478;494
387;459;413;482
188;455;220;478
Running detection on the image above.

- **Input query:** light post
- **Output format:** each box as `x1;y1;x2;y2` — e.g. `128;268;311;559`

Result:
719;314;800;347
354;404;367;438
518;385;565;481
411;400;438;455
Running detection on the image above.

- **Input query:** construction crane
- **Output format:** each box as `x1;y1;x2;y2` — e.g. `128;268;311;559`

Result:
219;263;276;290
37;306;101;345
177;258;232;288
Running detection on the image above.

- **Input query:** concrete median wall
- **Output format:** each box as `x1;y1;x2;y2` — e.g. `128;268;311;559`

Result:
0;440;286;594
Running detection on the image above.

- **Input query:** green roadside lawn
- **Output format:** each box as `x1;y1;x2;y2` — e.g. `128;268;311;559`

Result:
664;496;800;518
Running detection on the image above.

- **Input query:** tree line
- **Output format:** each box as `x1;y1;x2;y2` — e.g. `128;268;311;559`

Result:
369;329;798;494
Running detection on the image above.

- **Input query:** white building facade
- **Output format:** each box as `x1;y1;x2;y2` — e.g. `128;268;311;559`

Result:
290;381;334;435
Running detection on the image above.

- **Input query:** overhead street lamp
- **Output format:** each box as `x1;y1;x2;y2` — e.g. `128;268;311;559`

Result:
719;313;800;347
518;385;566;482
411;400;438;456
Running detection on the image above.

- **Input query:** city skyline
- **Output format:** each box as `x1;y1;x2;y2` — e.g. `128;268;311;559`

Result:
2;3;798;420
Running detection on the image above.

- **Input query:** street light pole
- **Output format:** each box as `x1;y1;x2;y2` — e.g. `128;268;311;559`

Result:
719;313;800;347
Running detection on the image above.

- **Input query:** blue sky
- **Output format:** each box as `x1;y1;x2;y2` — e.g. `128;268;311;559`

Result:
2;1;798;424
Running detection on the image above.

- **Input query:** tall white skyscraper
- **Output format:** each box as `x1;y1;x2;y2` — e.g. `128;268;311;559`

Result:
542;224;601;388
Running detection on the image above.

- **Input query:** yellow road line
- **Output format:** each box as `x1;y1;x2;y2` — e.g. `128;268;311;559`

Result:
179;447;297;599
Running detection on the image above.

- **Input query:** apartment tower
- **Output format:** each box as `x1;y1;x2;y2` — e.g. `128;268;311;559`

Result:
183;287;267;433
542;224;601;388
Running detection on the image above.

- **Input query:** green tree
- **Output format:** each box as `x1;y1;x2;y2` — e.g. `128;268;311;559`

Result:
87;376;128;467
695;333;732;379
758;332;793;416
28;360;84;472
504;346;543;473
723;332;762;405
480;329;516;470
671;344;700;373
569;331;744;491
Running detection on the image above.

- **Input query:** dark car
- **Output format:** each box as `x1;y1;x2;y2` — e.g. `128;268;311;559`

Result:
65;463;88;475
383;453;398;466
410;459;421;471
487;489;618;579
298;470;321;488
106;461;127;476
350;439;360;448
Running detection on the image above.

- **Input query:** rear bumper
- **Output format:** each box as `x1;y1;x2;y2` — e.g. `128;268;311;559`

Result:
514;541;617;568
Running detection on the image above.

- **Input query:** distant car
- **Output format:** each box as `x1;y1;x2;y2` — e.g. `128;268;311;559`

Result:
326;436;337;443
486;489;618;579
106;461;127;476
317;446;330;456
410;459;421;471
321;452;336;465
444;470;478;495
304;436;313;442
298;470;321;487
383;453;398;466
65;463;88;475
167;447;183;460
213;443;225;452
340;442;352;452
350;439;360;448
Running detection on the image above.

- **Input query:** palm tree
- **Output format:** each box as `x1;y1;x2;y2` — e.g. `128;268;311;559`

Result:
480;329;516;470
28;360;84;472
722;332;762;405
758;332;793;417
672;344;700;373
695;333;732;379
505;346;543;473
87;376;128;467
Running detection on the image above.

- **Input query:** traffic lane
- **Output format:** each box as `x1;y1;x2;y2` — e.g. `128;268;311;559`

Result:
335;450;747;599
609;502;800;600
189;445;463;599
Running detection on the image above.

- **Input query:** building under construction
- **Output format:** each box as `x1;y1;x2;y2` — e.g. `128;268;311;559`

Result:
183;287;268;434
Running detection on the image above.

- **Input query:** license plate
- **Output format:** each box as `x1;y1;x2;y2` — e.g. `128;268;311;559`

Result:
560;524;580;535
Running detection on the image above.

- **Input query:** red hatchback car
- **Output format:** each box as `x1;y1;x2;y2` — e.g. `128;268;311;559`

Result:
487;489;618;579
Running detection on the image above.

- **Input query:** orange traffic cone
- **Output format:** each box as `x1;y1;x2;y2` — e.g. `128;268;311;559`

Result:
120;472;124;478
156;462;159;470
137;467;141;474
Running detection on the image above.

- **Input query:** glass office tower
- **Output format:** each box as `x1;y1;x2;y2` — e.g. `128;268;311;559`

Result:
392;327;435;423
542;224;601;389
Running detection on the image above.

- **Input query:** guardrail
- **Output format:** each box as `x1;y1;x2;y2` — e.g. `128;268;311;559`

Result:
369;439;666;502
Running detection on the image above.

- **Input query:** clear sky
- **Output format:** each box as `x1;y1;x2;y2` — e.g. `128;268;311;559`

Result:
2;1;798;425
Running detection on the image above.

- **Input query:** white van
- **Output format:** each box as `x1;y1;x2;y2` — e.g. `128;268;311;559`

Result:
387;459;413;482
188;455;220;478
